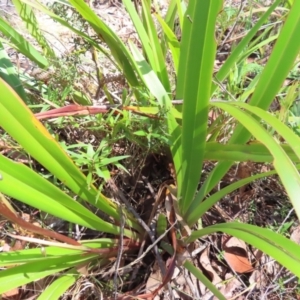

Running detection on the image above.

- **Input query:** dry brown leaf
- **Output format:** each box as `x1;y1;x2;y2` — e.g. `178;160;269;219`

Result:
10;240;25;251
2;288;19;299
213;274;243;300
237;162;253;179
200;247;222;286
145;261;162;294
290;225;300;244
222;237;254;274
249;269;267;289
75;262;90;276
237;162;253;195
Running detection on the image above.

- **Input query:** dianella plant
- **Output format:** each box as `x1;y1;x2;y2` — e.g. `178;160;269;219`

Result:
0;0;300;298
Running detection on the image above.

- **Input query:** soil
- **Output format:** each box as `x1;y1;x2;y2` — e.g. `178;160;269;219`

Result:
1;1;300;299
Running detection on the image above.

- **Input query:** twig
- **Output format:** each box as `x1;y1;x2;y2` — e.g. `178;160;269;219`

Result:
91;47;104;101
107;179;166;283
221;0;246;47
276;208;294;234
128;173;151;285
118;222;176;272
113;206;125;300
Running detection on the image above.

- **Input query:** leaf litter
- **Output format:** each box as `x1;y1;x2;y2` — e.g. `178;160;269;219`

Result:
0;0;299;299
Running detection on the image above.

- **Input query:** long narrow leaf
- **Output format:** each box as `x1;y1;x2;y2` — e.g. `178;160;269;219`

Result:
176;1;223;216
0;254;97;294
224;102;300;162
0;79;141;233
0;16;48;68
185;223;300;278
184;261;226;300
197;0;300;204
0;154;135;237
204;142;299;162
12;0;55;58
0;41;29;101
212;0;281;93
67;0;139;88
129;42;182;184
37;269;79;300
141;1;170;91
156;14;180;74
209;103;300;220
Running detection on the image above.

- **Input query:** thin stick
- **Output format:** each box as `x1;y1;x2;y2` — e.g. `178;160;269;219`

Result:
221;0;245;47
113;206;125;300
107;179;166;280
118;222;176;272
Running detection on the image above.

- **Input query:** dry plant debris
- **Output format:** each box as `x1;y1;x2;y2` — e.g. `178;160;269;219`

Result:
1;0;300;299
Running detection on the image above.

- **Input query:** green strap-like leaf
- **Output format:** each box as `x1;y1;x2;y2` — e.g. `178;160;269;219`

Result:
67;0;140;88
184;261;226;300
0;16;48;68
204;142;299;162
196;0;300;207
0;78;142;234
0;254;97;294
176;0;223;216
185;222;300;278
37;269;79;300
123;0;170;91
0;154;136;237
12;0;56;58
0;41;30;102
210;103;300;220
